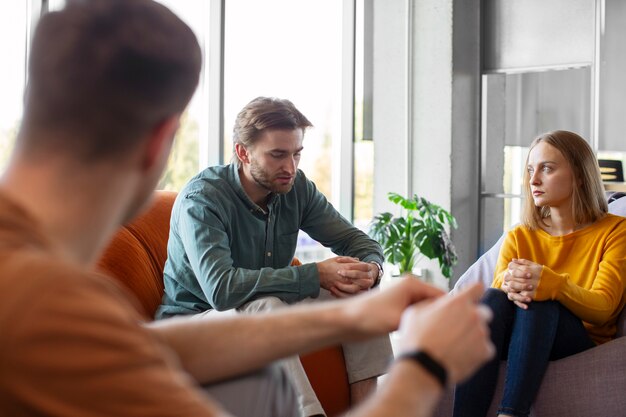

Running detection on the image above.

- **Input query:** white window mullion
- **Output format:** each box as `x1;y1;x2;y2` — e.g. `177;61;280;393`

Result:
203;0;225;169
333;0;356;220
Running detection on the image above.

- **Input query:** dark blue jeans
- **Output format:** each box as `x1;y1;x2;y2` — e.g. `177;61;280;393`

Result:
453;288;595;417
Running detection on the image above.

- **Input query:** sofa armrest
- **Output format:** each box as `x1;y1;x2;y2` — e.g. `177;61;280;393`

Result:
452;233;506;293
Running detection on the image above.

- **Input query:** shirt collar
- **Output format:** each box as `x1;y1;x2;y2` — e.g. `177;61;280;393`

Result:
228;163;278;214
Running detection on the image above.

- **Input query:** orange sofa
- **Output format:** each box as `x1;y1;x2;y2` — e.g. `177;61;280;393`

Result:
97;190;350;416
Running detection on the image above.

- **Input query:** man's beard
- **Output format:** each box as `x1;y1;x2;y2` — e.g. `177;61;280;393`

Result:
249;159;295;194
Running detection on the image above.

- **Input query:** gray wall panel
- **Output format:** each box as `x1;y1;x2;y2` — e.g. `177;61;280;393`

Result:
484;0;595;72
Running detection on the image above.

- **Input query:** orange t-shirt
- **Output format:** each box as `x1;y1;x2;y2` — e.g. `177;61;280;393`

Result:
0;195;223;416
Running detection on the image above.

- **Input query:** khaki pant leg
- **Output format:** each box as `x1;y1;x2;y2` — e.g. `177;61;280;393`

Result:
238;297;326;417
303;289;393;384
202;364;300;417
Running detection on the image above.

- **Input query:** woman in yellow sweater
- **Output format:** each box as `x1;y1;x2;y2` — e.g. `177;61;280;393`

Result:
453;130;626;417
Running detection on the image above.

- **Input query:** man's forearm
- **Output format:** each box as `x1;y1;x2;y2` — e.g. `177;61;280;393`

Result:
198;264;320;311
145;301;356;384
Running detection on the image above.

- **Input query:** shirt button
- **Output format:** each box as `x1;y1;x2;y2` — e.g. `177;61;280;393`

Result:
267;252;272;257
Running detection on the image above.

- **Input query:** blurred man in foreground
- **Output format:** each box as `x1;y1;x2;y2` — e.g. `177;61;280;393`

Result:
0;1;494;416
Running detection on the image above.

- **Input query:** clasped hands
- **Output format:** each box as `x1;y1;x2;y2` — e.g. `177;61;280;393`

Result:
317;256;379;298
501;258;542;309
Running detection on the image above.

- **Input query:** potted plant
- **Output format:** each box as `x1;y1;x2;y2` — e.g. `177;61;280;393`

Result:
369;193;458;279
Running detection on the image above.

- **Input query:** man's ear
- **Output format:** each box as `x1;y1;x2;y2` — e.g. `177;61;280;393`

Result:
142;115;180;172
234;142;251;165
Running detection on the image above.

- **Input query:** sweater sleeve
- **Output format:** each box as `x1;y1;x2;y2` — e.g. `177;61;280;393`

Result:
534;236;626;326
491;231;518;289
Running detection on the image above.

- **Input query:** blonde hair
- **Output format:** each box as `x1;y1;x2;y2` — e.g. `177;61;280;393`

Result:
521;130;607;230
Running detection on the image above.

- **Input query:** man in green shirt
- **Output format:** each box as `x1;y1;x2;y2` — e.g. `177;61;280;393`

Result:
0;2;495;417
158;97;392;416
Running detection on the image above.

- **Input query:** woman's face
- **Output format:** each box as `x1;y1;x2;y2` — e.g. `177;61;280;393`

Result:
527;142;575;209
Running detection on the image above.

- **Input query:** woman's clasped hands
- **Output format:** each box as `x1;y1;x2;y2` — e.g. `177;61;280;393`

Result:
501;258;543;309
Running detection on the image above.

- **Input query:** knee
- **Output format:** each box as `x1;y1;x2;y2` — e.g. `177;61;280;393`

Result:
525;299;560;315
243;296;287;313
482;287;509;309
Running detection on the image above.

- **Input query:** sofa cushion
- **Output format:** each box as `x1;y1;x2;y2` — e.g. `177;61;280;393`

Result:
434;336;626;417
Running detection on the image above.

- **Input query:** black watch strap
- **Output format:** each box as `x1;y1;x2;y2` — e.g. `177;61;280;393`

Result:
396;350;448;388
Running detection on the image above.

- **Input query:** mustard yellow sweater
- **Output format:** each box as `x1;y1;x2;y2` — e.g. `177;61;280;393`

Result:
492;214;626;344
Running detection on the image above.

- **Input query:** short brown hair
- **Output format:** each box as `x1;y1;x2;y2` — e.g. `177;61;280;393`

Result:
20;0;202;161
521;130;607;230
231;97;313;166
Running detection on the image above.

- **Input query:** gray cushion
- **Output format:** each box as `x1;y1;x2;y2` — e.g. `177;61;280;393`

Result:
433;337;626;417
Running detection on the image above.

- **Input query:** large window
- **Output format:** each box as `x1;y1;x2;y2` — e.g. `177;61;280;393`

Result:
353;0;374;229
0;2;28;171
4;1;375;262
224;0;361;262
155;0;210;191
223;0;342;203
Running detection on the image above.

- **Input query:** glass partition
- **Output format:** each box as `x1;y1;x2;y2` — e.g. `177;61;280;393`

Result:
480;67;592;252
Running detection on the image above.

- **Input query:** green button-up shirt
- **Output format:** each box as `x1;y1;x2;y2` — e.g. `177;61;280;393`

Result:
156;164;383;318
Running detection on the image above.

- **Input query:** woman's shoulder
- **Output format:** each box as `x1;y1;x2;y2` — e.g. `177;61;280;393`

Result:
506;223;535;238
598;213;626;235
595;213;626;230
500;224;539;248
572;213;626;243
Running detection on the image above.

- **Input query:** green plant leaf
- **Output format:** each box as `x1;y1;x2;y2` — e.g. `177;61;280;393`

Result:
370;192;459;279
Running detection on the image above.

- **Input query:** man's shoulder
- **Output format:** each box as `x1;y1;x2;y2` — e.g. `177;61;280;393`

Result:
176;165;238;206
0;249;86;289
0;250;141;329
0;251;215;416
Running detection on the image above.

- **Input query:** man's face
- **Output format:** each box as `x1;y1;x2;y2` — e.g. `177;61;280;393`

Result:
246;128;304;195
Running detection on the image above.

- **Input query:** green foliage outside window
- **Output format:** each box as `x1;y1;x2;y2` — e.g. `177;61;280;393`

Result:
158;113;199;191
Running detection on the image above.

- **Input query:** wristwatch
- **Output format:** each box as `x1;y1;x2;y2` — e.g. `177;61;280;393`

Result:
370;261;383;288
